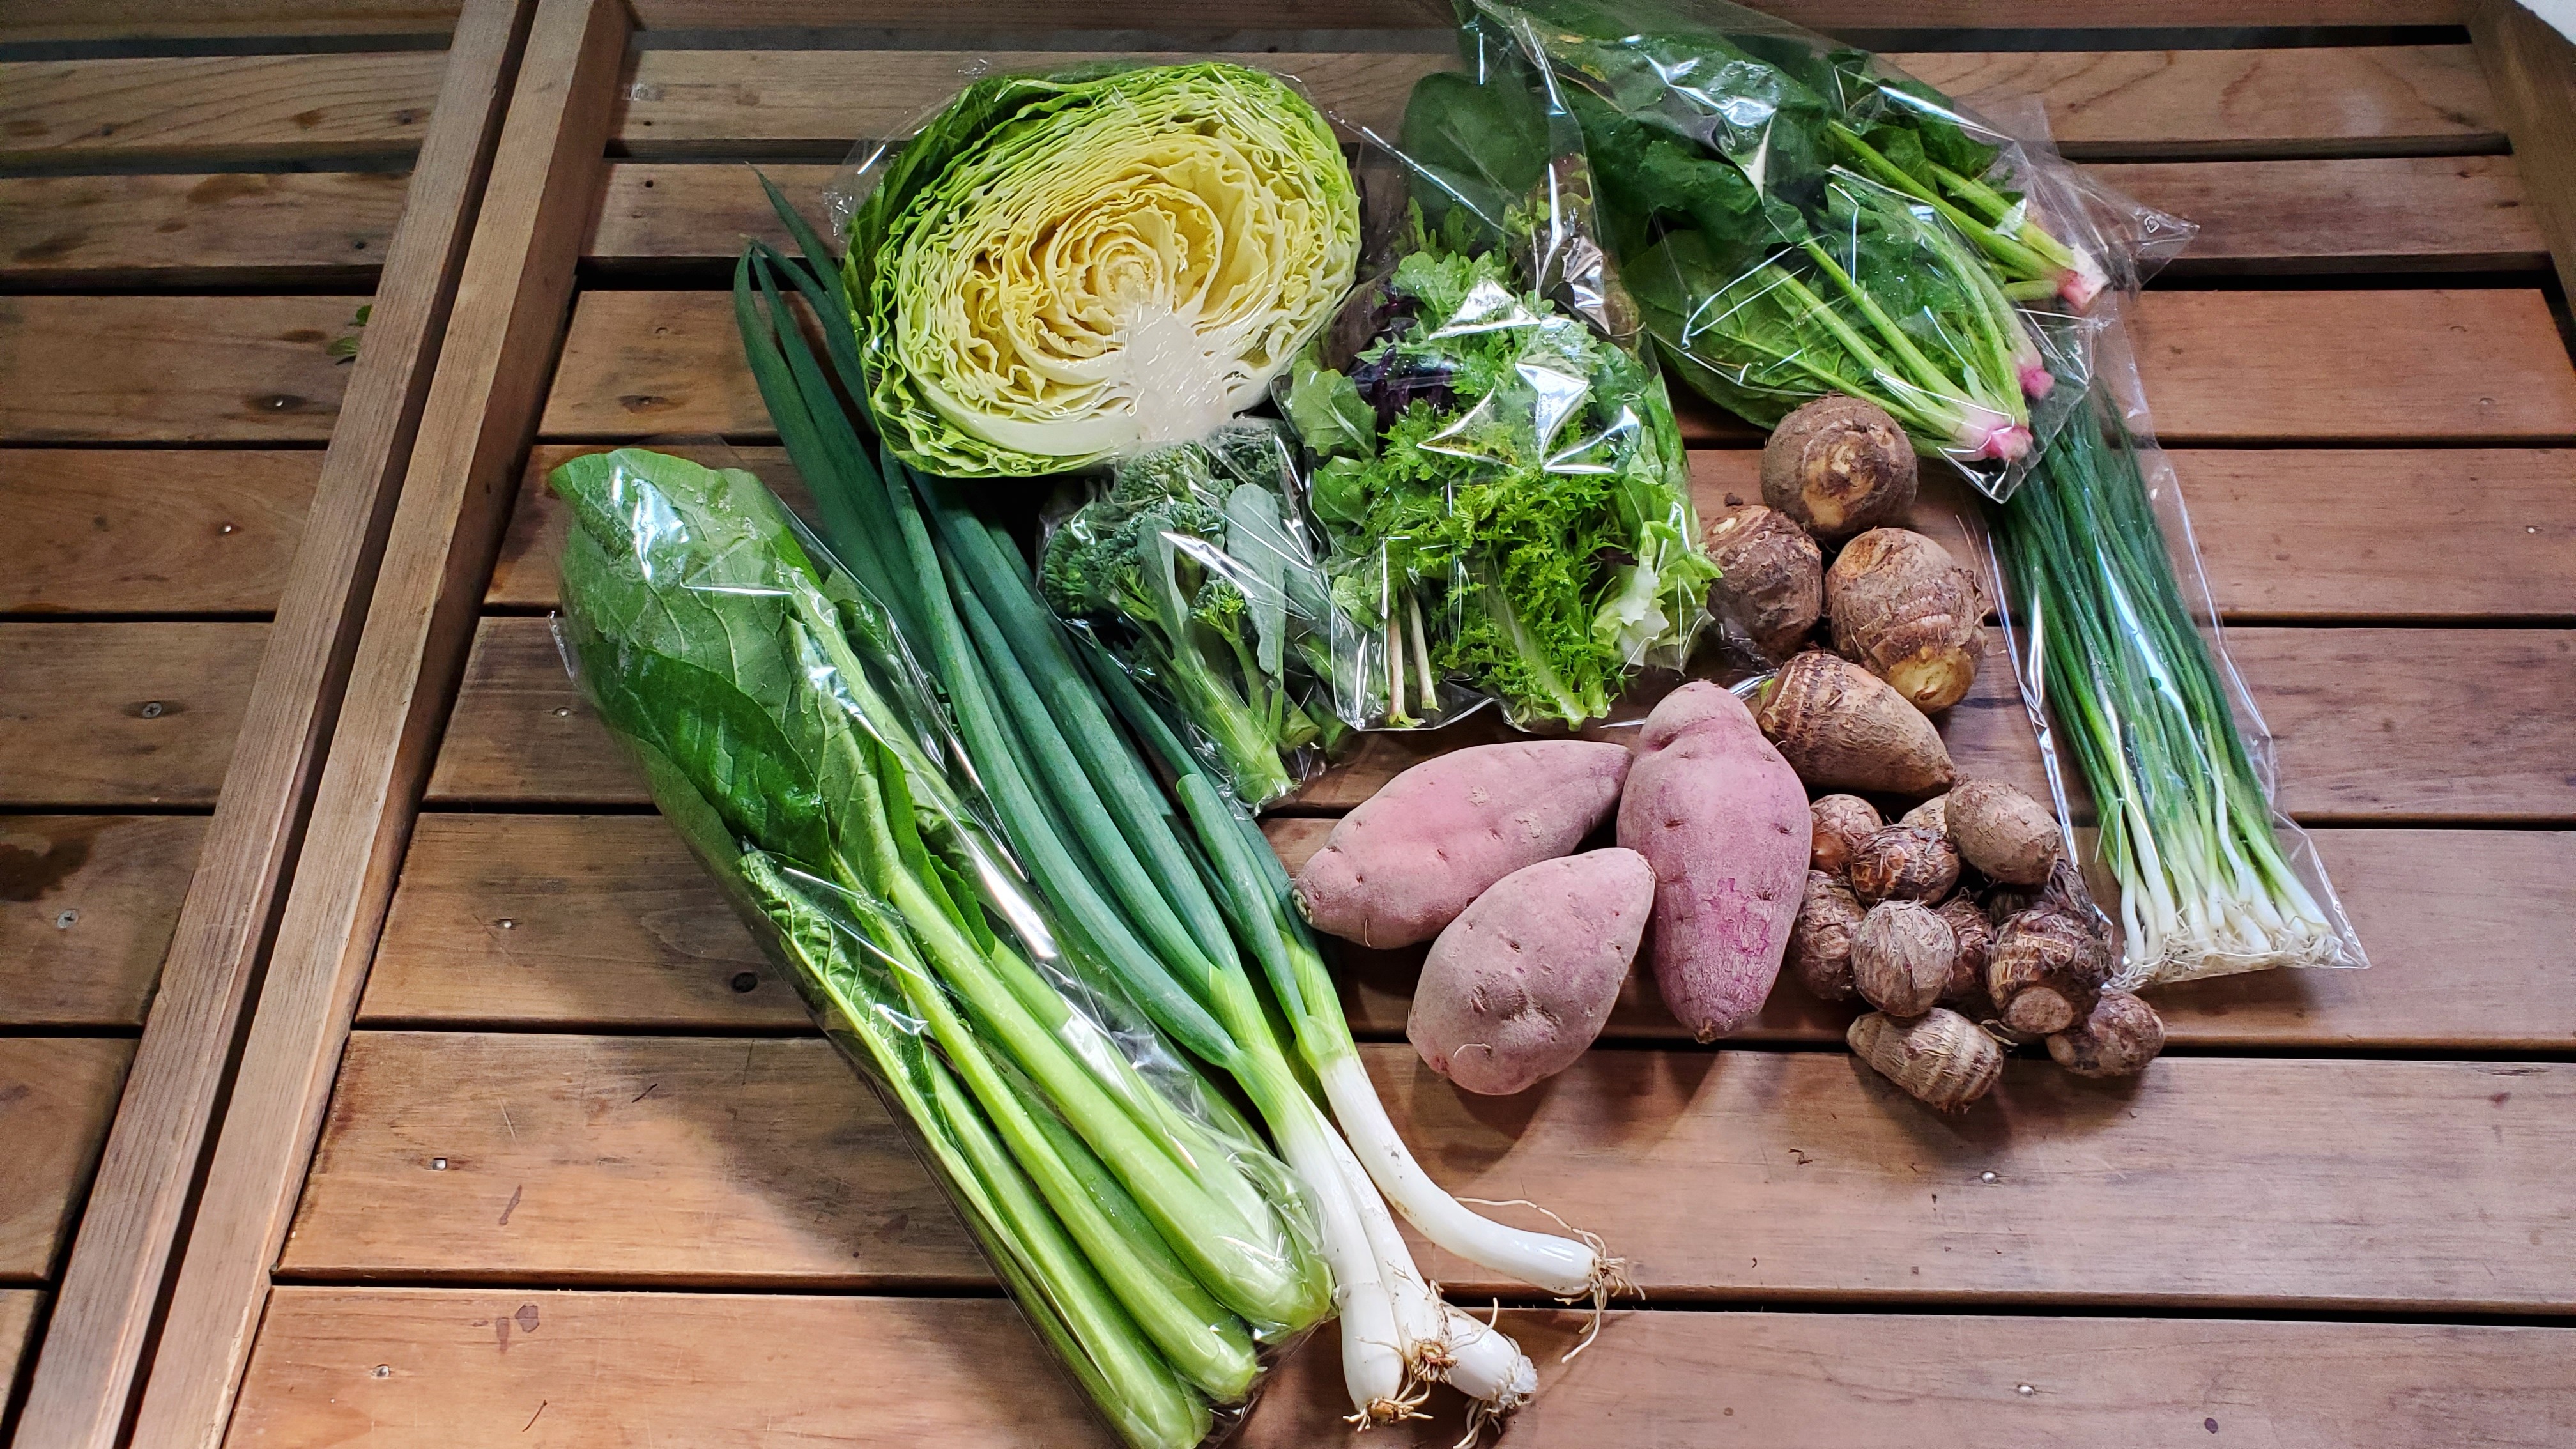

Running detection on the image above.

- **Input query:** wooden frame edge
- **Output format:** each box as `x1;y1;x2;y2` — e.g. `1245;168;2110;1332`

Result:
8;3;540;1444
115;3;634;1445
2471;0;2576;304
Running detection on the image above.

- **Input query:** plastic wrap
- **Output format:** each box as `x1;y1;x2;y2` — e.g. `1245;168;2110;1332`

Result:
1459;0;2193;499
546;447;1326;1449
1276;49;1715;732
1037;421;1345;809
1989;314;2367;985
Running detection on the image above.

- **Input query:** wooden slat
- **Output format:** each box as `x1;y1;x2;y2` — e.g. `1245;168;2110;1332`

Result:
276;1033;2576;1308
0;1;459;42
610;46;2495;158
0;623;265;808
589;156;2549;275
0;54;444;164
428;613;2576;823
12;7;540;1445
621;0;2471;28
539;288;2576;445
229;1289;2576;1449
363;812;2576;1050
1;817;208;1029
7;452;319;616
0;173;408;288
2472;0;2576;304
126;5;635;1445
1;1289;37;1399
0;296;364;443
0;1039;132;1282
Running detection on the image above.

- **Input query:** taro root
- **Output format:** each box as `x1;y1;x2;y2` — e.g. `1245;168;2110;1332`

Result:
1704;503;1824;659
1899;793;1947;834
1826;528;1986;712
1762;396;1917;539
1988;901;2112;1036
1935;896;1995;1009
1945;778;2060;885
2048;990;2167;1078
1809;793;1883;875
1849;1008;2002;1111
1851;900;1954;1017
1757;651;1956;795
1848;824;1961;905
1788;870;1866;1002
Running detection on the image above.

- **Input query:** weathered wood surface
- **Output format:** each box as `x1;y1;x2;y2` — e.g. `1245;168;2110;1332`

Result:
620;0;2474;27
0;173;408;288
0;1;457;42
2473;0;2576;304
0;296;364;443
227;1289;2576;1449
538;287;2576;445
362;811;2576;1050
588;155;2549;275
0;623;266;808
277;1032;2576;1309
0;54;445;164
7;452;319;616
425;613;2576;822
1;1287;37;1387
1;816;208;1029
610;46;2496;158
0;1039;133;1282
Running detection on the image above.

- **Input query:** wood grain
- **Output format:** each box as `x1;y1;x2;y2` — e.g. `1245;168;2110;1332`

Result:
538;288;2576;445
0;1;459;42
228;1289;2576;1449
615;0;2470;29
0;172;408;288
10;7;540;1446
1;1288;37;1398
6;451;319;616
609;46;2496;158
590;155;2549;275
1;817;208;1029
126;5;634;1445
0;296;363;443
0;53;443;164
274;1034;2576;1308
0;1039;132;1282
0;623;265;808
362;811;2576;1050
2472;0;2576;304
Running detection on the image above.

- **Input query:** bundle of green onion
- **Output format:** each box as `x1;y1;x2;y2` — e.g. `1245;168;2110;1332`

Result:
1998;395;2358;982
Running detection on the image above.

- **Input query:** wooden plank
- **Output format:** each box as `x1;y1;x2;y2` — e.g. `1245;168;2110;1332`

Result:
9;6;540;1446
0;54;444;164
0;1039;132;1283
0;623;265;808
125;5;635;1445
0;296;364;444
274;1033;2576;1309
591;156;2548;275
277;1031;984;1285
610;46;2495;158
0;173;408;288
6;452;319;616
487;443;805;608
0;1;458;42
429;613;2576;823
605;0;2476;28
364;812;2576;1050
2472;0;2576;305
1;1289;37;1401
229;1289;2576;1449
1;817;208;1029
538;288;2576;445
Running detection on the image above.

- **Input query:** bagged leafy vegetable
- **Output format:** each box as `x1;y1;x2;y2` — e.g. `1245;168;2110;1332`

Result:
1280;54;1716;732
1459;0;2186;498
550;447;1333;1449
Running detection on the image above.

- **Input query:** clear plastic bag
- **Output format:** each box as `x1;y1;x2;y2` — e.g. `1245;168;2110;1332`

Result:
1459;0;2192;499
1276;48;1715;732
547;446;1327;1449
1989;314;2368;985
1036;421;1346;809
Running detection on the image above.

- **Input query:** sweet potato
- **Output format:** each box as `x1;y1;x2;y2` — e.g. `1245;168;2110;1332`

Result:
1408;848;1655;1095
1617;682;1810;1042
1296;740;1630;947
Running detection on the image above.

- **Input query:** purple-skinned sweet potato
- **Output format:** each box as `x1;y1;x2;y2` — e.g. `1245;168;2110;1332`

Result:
1295;740;1630;948
1408;848;1655;1095
1617;682;1811;1041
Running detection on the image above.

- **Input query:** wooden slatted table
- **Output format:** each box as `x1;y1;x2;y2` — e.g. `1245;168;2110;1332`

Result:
8;0;2576;1445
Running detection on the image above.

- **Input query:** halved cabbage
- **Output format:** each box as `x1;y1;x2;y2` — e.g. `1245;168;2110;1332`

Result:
852;62;1360;478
